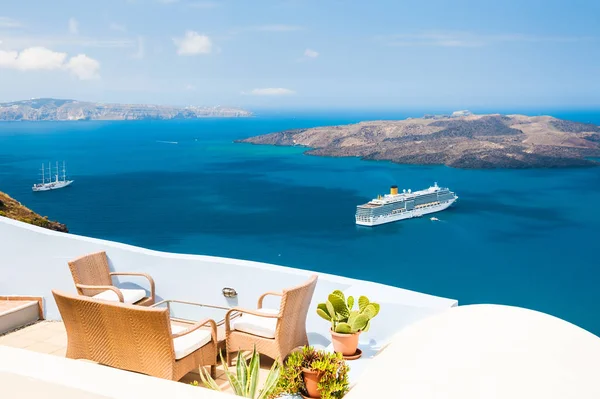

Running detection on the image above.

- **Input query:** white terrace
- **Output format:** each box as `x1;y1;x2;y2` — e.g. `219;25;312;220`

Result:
1;216;599;398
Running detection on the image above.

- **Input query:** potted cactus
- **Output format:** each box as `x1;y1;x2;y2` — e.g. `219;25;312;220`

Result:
316;290;380;357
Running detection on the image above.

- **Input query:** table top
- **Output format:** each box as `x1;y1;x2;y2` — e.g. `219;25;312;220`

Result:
151;299;239;344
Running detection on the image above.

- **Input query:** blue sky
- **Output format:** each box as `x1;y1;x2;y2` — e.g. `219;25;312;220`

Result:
0;0;599;109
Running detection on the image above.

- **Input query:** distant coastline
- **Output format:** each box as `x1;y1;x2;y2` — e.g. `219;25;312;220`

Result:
238;112;600;169
0;98;252;121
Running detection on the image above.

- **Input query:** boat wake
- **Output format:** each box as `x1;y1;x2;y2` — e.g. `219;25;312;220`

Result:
156;140;178;144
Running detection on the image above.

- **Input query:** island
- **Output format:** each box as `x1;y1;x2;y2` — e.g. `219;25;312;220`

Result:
0;98;252;121
237;113;600;168
0;191;68;232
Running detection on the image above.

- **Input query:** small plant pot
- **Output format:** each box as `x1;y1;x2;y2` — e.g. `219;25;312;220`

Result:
302;368;323;398
330;329;360;356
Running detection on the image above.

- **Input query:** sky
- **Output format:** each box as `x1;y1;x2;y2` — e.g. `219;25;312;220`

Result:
0;0;599;110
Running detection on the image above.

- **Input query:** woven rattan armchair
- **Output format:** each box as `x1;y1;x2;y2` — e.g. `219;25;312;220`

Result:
68;251;155;306
53;289;218;381
225;274;318;365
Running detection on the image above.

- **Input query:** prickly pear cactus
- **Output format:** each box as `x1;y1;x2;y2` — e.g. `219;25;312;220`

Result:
316;291;380;334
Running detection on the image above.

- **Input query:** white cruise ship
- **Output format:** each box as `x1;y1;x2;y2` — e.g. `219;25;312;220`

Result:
356;183;458;226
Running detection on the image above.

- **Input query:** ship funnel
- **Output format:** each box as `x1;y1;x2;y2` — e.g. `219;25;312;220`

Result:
390;185;398;195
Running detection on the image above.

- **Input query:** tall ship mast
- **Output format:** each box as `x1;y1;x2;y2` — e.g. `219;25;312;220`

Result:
32;161;74;192
355;183;458;226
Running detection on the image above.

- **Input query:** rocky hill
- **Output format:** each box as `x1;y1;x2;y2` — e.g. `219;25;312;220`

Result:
0;192;67;232
238;113;600;168
0;98;252;121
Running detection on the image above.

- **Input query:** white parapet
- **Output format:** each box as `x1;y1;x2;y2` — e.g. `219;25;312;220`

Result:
0;346;234;399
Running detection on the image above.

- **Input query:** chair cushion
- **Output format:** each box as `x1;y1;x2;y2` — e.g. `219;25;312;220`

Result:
92;288;146;304
171;323;213;360
230;308;279;339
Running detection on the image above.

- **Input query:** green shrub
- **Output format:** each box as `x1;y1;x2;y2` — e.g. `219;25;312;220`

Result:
271;346;349;399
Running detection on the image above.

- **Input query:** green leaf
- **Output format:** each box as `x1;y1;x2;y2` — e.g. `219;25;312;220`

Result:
363;304;378;319
334;322;352;333
369;302;380;317
350;313;369;332
247;348;260;398
347;310;360;326
225;366;244;396
358;296;370;312
317;307;331;322
347;296;354;311
325;300;336;321
257;360;281;399
236;351;247;395
331;290;345;302
363;320;371;332
328;294;349;318
197;365;222;391
317;303;331;320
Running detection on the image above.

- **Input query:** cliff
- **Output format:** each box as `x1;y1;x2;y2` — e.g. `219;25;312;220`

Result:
0;98;252;121
238;113;600;169
0;192;68;232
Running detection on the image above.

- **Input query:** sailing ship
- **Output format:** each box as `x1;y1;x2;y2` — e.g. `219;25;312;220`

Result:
32;162;74;192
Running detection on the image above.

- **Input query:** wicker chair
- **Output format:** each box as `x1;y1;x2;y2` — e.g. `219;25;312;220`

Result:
52;289;218;381
68;251;155;306
225;274;318;365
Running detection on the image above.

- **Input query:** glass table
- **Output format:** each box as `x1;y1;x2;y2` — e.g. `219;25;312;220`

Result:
151;299;240;349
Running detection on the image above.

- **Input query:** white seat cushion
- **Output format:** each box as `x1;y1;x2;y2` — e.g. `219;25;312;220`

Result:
230;308;279;339
171;323;212;360
92;288;146;304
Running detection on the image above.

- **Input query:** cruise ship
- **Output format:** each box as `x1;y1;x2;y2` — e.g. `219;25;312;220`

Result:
356;183;458;226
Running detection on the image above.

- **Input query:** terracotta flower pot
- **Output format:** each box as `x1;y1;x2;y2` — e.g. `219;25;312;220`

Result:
330;329;360;356
302;367;323;398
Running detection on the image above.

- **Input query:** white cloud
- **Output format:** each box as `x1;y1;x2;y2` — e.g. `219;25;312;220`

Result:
173;31;212;55
0;17;22;29
245;88;296;96
0;47;66;70
68;18;79;35
66;54;100;80
304;48;318;58
109;22;127;32
132;35;145;59
0;46;100;80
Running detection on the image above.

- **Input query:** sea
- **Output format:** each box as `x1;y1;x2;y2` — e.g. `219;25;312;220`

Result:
1;109;599;335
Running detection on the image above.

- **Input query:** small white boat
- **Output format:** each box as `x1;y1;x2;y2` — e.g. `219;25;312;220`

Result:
32;161;74;192
430;217;440;221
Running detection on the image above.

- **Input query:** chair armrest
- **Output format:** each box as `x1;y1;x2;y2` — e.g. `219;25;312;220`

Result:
257;291;283;309
109;272;155;300
172;318;217;342
225;307;280;334
76;284;124;302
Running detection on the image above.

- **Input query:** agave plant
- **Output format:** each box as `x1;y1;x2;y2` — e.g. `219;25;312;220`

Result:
316;290;380;334
194;347;280;399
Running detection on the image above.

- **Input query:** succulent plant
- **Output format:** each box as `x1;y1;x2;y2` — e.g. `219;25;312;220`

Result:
316;290;380;334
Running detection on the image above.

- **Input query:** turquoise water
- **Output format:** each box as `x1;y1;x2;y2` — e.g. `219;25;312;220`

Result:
1;111;599;335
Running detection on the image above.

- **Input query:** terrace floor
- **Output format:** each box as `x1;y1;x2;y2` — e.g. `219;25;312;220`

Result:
0;321;274;392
